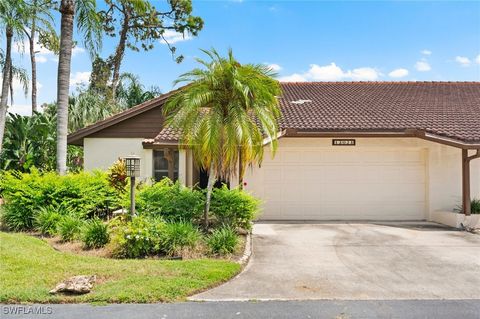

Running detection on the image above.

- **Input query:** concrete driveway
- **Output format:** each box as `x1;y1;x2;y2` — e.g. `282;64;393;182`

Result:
192;222;480;301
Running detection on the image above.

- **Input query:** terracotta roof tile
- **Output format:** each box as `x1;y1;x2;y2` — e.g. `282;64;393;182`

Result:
140;82;480;145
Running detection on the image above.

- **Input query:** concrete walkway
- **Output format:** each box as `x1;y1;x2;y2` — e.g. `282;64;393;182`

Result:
192;222;480;301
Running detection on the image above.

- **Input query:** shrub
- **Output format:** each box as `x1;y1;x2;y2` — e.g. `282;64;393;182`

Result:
210;186;260;229
207;226;239;255
109;216;165;258
0;169;121;231
82;218;110;249
57;215;84;242
472;199;480;214
159;221;201;256
455;198;480;215
34;206;63;236
107;158;128;193
136;179;204;222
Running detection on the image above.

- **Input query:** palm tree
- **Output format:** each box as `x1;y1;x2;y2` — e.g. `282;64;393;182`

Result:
163;48;282;228
0;1;29;153
116;72;161;108
56;0;101;174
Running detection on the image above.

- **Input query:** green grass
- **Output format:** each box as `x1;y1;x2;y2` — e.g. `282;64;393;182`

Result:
0;232;240;303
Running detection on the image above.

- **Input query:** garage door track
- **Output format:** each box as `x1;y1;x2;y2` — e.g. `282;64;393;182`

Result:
192;222;480;301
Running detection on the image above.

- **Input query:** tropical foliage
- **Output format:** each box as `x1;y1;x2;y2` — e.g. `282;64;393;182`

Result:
163;48;281;227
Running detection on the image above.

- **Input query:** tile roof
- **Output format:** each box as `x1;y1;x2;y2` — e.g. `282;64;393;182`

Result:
145;82;480;146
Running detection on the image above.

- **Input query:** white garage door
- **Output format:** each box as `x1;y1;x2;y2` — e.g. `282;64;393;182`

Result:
244;147;426;220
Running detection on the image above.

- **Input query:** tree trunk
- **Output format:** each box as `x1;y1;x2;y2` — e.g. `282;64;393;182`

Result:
29;4;38;113
110;11;129;101
0;27;13;153
238;148;245;190
56;0;75;175
204;162;216;229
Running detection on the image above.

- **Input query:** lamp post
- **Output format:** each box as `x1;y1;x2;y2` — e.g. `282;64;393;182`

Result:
124;155;140;217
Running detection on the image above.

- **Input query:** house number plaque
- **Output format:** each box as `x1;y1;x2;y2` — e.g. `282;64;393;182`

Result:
332;139;356;146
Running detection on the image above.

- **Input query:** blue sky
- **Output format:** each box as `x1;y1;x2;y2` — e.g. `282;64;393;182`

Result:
7;0;480;115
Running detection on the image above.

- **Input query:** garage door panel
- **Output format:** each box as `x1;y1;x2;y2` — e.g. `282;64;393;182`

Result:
248;146;426;221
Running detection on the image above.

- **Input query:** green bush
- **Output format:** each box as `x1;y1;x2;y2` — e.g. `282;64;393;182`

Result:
159;221;201;256
207;226;239;255
109;216;165;258
472;199;480;214
57;215;84;242
34;206;63;236
82;218;110;249
0;169;121;231
210;186;259;229
136;179;204;222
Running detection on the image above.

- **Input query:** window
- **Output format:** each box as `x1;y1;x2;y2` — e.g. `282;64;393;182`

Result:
153;149;179;182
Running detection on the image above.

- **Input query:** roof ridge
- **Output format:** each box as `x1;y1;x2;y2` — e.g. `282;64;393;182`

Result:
280;81;480;84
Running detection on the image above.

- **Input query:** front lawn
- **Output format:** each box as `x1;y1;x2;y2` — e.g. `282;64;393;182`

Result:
0;232;240;303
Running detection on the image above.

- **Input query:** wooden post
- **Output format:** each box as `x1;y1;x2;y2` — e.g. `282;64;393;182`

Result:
130;176;136;217
462;149;480;216
462;149;471;216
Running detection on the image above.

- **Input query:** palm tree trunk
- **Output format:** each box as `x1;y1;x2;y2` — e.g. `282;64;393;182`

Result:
0;26;13;153
110;11;129;101
238;148;245;190
204;162;216;229
56;0;75;175
29;4;38;113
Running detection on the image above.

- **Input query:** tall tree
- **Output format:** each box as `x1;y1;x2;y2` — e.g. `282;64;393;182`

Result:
116;72;161;108
99;0;203;100
22;0;58;113
0;1;30;153
56;0;101;174
163;49;282;228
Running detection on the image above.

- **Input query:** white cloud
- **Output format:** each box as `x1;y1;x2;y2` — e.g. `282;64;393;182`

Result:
455;56;471;67
414;60;431;72
36;55;48;63
476;54;480;64
70;71;91;87
421;50;432;56
160;30;192;44
266;63;282;72
279;63;380;82
8;104;32;116
388;68;409;78
278;73;307;82
72;46;86;56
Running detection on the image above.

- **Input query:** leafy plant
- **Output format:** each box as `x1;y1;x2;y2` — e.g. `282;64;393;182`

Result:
109;216;164;258
107;158;128;193
159;221;201;257
136;179;204;222
207;226;238;256
57;215;84;242
82;218;110;249
210;186;260;230
0;170;121;231
455;198;480;215
34;206;63;236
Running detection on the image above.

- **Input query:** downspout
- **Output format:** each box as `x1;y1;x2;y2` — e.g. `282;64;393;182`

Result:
462;149;480;216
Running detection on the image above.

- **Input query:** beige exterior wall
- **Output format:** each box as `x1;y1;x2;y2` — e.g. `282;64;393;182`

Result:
238;138;480;220
84;136;480;220
84;138;153;181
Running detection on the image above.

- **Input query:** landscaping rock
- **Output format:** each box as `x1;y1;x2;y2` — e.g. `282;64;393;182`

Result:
49;275;96;294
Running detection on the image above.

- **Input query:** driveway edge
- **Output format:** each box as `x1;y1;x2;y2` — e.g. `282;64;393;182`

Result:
237;231;252;265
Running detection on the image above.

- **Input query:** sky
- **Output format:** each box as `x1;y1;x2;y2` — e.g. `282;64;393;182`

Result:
5;0;480;115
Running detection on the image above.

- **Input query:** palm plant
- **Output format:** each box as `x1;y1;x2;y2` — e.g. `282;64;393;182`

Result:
116;72;161;108
0;1;30;153
56;0;102;174
163;48;282;228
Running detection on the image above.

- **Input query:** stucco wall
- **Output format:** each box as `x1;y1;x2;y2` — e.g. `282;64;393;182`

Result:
239;137;480;220
83;136;480;220
84;138;153;181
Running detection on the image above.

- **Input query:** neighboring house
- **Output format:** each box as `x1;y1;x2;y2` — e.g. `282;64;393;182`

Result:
68;82;480;221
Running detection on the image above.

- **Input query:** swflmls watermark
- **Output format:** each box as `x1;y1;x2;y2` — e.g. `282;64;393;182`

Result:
2;305;53;315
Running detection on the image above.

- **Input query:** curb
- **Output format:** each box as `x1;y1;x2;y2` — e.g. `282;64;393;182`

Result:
236;231;252;266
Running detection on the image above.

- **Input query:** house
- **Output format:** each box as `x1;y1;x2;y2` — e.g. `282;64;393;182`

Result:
68;82;480;222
